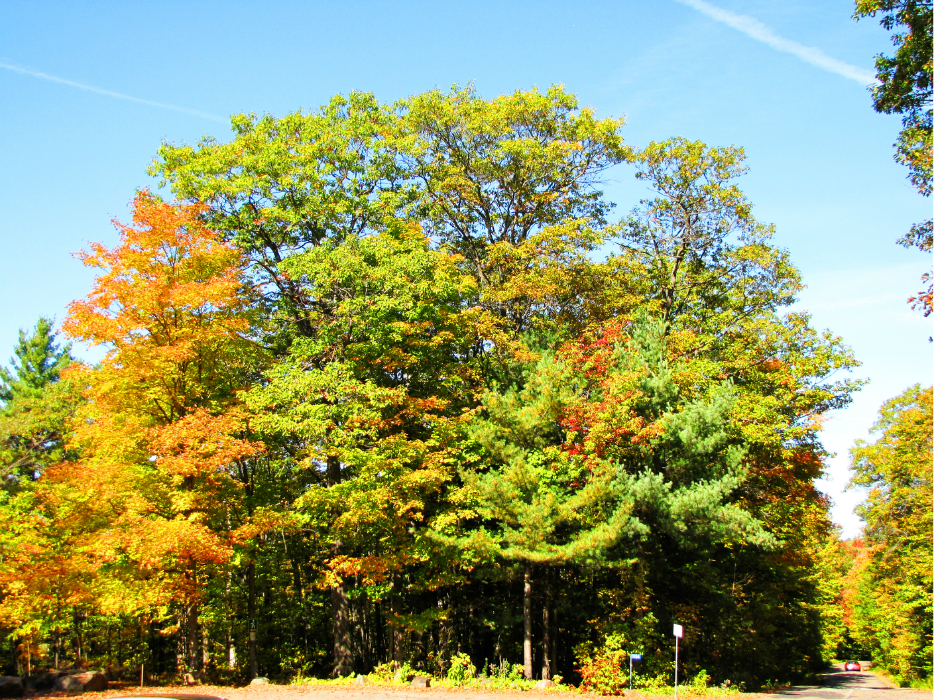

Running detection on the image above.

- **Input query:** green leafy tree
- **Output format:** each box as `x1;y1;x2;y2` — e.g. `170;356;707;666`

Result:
404;84;628;294
854;0;933;316
849;385;933;684
600;139;861;683
151;92;413;342
618;138;800;338
454;350;627;680
0;318;72;403
245;222;475;676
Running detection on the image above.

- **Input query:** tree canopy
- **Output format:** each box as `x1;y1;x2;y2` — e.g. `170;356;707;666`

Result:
847;385;932;684
0;85;873;689
854;0;933;316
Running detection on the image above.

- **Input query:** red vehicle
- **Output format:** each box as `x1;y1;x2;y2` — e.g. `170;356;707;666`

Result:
844;661;862;671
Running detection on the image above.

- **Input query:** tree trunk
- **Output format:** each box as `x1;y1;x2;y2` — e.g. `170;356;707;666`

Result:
202;625;210;671
327;454;353;677
331;579;353;677
542;572;551;681
248;560;258;678
176;615;185;673
74;610;83;666
523;564;532;680
390;574;402;668
225;566;236;671
186;602;200;672
551;584;559;679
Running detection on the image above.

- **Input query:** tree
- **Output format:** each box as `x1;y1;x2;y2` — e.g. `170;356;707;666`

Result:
0;318;77;487
244;222;475;676
2;193;268;674
153;85;632;676
0;318;73;404
151;93;412;343
453;349;625;680
0;87;867;686
848;385;933;684
618;138;800;338
602;139;861;682
404;85;628;291
853;0;933;316
456;321;777;679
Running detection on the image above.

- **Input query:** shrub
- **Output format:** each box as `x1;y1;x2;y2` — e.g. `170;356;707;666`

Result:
447;653;476;685
577;634;629;695
692;669;711;690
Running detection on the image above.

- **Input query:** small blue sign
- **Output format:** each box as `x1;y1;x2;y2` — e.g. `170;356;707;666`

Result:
631;654;642;662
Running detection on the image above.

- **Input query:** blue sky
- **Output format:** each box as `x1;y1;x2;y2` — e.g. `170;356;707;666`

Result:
1;0;930;536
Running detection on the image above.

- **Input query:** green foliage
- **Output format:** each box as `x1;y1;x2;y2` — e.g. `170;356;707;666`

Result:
0;86;866;691
620;139;800;335
0;317;72;404
854;0;932;196
446;652;476;685
848;385;933;684
692;669;711;690
404;84;628;287
0;318;77;487
853;0;932;315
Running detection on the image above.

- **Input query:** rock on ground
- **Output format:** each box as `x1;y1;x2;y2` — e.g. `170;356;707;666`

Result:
54;672;108;694
0;677;23;699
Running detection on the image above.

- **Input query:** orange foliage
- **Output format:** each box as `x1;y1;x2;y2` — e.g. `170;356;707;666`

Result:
16;193;268;619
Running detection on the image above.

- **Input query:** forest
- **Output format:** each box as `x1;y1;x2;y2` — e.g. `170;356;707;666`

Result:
0;79;930;690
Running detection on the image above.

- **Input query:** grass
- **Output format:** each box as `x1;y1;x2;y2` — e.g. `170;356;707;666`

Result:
864;664;933;690
626;684;748;697
287;672;758;696
288;674;573;691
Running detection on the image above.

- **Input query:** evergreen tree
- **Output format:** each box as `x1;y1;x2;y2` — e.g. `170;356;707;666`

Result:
0;318;76;486
0;317;72;404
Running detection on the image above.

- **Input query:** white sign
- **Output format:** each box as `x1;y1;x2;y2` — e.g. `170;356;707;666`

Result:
673;624;683;638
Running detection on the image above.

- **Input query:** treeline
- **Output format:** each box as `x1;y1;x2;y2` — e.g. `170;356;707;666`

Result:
0;86;863;688
842;386;933;687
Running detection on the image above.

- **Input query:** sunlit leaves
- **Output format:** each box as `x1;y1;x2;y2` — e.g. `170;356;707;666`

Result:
847;385;932;683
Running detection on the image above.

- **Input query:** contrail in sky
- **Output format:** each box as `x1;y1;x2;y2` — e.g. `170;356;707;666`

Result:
0;61;227;123
674;0;878;85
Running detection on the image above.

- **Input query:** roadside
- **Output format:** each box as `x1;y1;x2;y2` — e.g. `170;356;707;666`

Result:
21;664;929;700
29;681;769;700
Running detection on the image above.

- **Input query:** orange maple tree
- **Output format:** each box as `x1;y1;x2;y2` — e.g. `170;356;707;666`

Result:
43;193;263;669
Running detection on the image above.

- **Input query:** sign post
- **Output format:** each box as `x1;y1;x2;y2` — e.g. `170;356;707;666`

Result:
673;624;683;700
629;653;642;691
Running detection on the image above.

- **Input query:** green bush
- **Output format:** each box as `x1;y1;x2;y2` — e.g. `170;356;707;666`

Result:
692;669;711;690
447;652;476;685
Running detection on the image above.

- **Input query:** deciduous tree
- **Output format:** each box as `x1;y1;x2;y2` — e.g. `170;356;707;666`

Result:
849;385;932;683
853;0;933;316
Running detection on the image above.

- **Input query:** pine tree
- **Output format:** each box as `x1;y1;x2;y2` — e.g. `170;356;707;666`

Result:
0;318;76;486
0;317;72;404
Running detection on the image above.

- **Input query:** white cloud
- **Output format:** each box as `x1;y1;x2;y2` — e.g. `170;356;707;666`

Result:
674;0;878;85
0;61;226;123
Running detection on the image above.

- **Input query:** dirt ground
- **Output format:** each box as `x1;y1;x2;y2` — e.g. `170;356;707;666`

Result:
30;682;767;700
33;684;587;700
